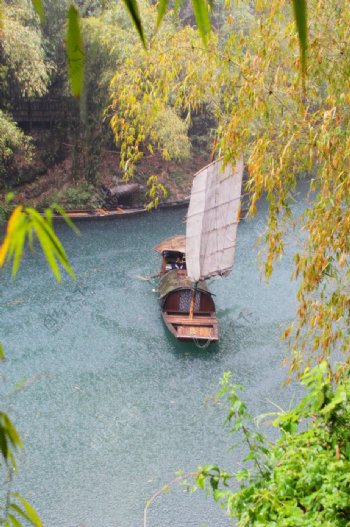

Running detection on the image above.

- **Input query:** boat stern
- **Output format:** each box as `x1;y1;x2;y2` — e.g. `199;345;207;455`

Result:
162;312;219;342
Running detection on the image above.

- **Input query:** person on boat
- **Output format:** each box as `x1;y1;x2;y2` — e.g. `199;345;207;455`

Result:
175;256;185;269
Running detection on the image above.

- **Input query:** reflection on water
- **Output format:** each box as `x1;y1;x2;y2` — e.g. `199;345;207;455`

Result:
0;201;302;527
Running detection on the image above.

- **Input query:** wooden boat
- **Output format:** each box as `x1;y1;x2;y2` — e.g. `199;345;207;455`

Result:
154;157;244;344
154;236;218;341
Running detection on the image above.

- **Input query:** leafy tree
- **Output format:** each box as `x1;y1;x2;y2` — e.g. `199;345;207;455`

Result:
0;1;52;187
114;0;350;377
0;2;52;98
109;10;218;176
0;111;33;186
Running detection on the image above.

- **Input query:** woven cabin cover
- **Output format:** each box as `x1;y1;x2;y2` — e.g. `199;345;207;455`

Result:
186;158;244;282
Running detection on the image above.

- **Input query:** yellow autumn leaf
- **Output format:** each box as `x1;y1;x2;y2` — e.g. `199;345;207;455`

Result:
0;206;23;267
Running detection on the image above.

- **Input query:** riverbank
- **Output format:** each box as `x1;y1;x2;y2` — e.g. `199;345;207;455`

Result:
1;145;210;212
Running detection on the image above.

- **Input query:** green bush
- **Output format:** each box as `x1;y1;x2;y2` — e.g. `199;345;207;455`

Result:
150;108;191;161
38;184;102;210
0;110;33;185
197;363;350;527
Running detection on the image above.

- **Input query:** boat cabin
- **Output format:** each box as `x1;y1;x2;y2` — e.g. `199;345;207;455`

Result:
154;235;187;275
159;270;215;315
161;250;186;273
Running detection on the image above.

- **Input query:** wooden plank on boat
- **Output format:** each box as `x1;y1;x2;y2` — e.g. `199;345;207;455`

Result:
165;314;216;326
176;325;215;338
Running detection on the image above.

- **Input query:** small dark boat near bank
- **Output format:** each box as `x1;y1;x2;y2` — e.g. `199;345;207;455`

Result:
45;207;146;222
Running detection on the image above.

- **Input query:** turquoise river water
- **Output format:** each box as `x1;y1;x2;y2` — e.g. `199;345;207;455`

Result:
0;195;304;527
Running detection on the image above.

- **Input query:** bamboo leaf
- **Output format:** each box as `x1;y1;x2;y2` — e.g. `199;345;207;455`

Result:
10;505;36;527
156;0;168;31
10;220;27;277
174;0;181;17
45;208;53;228
0;342;4;361
0;207;23;268
7;514;21;527
0;425;8;460
30;0;45;24
2;414;23;449
292;0;307;78
66;5;85;97
191;0;210;46
27;209;75;279
52;205;80;235
31;222;61;281
122;0;146;48
12;495;42;527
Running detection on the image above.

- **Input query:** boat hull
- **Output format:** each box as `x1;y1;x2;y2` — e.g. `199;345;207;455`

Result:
161;311;219;342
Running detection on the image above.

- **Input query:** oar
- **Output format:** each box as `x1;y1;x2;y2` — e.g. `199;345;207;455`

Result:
135;272;160;281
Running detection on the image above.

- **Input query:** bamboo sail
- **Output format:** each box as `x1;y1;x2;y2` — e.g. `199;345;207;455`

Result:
186;158;244;282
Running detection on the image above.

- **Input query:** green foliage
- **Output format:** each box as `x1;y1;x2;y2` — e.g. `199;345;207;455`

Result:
58;184;102;209
151;108;191;161
122;0;306;73
7;494;43;527
110;19;217;176
66;5;85;97
39;184;102;210
0;205;75;281
190;0;211;45
30;0;44;24
121;0;146;48
122;0;211;47
1;3;52;97
0;111;33;184
146;175;168;210
197;365;350;526
0;410;23;461
292;0;307;79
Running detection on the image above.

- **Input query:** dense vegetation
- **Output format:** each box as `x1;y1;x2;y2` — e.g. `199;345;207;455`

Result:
1;0;349;525
196;362;350;527
0;0;214;208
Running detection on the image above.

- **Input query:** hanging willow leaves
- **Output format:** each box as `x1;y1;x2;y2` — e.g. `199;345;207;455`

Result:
111;0;350;377
30;0;44;24
66;5;85;97
292;0;307;79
